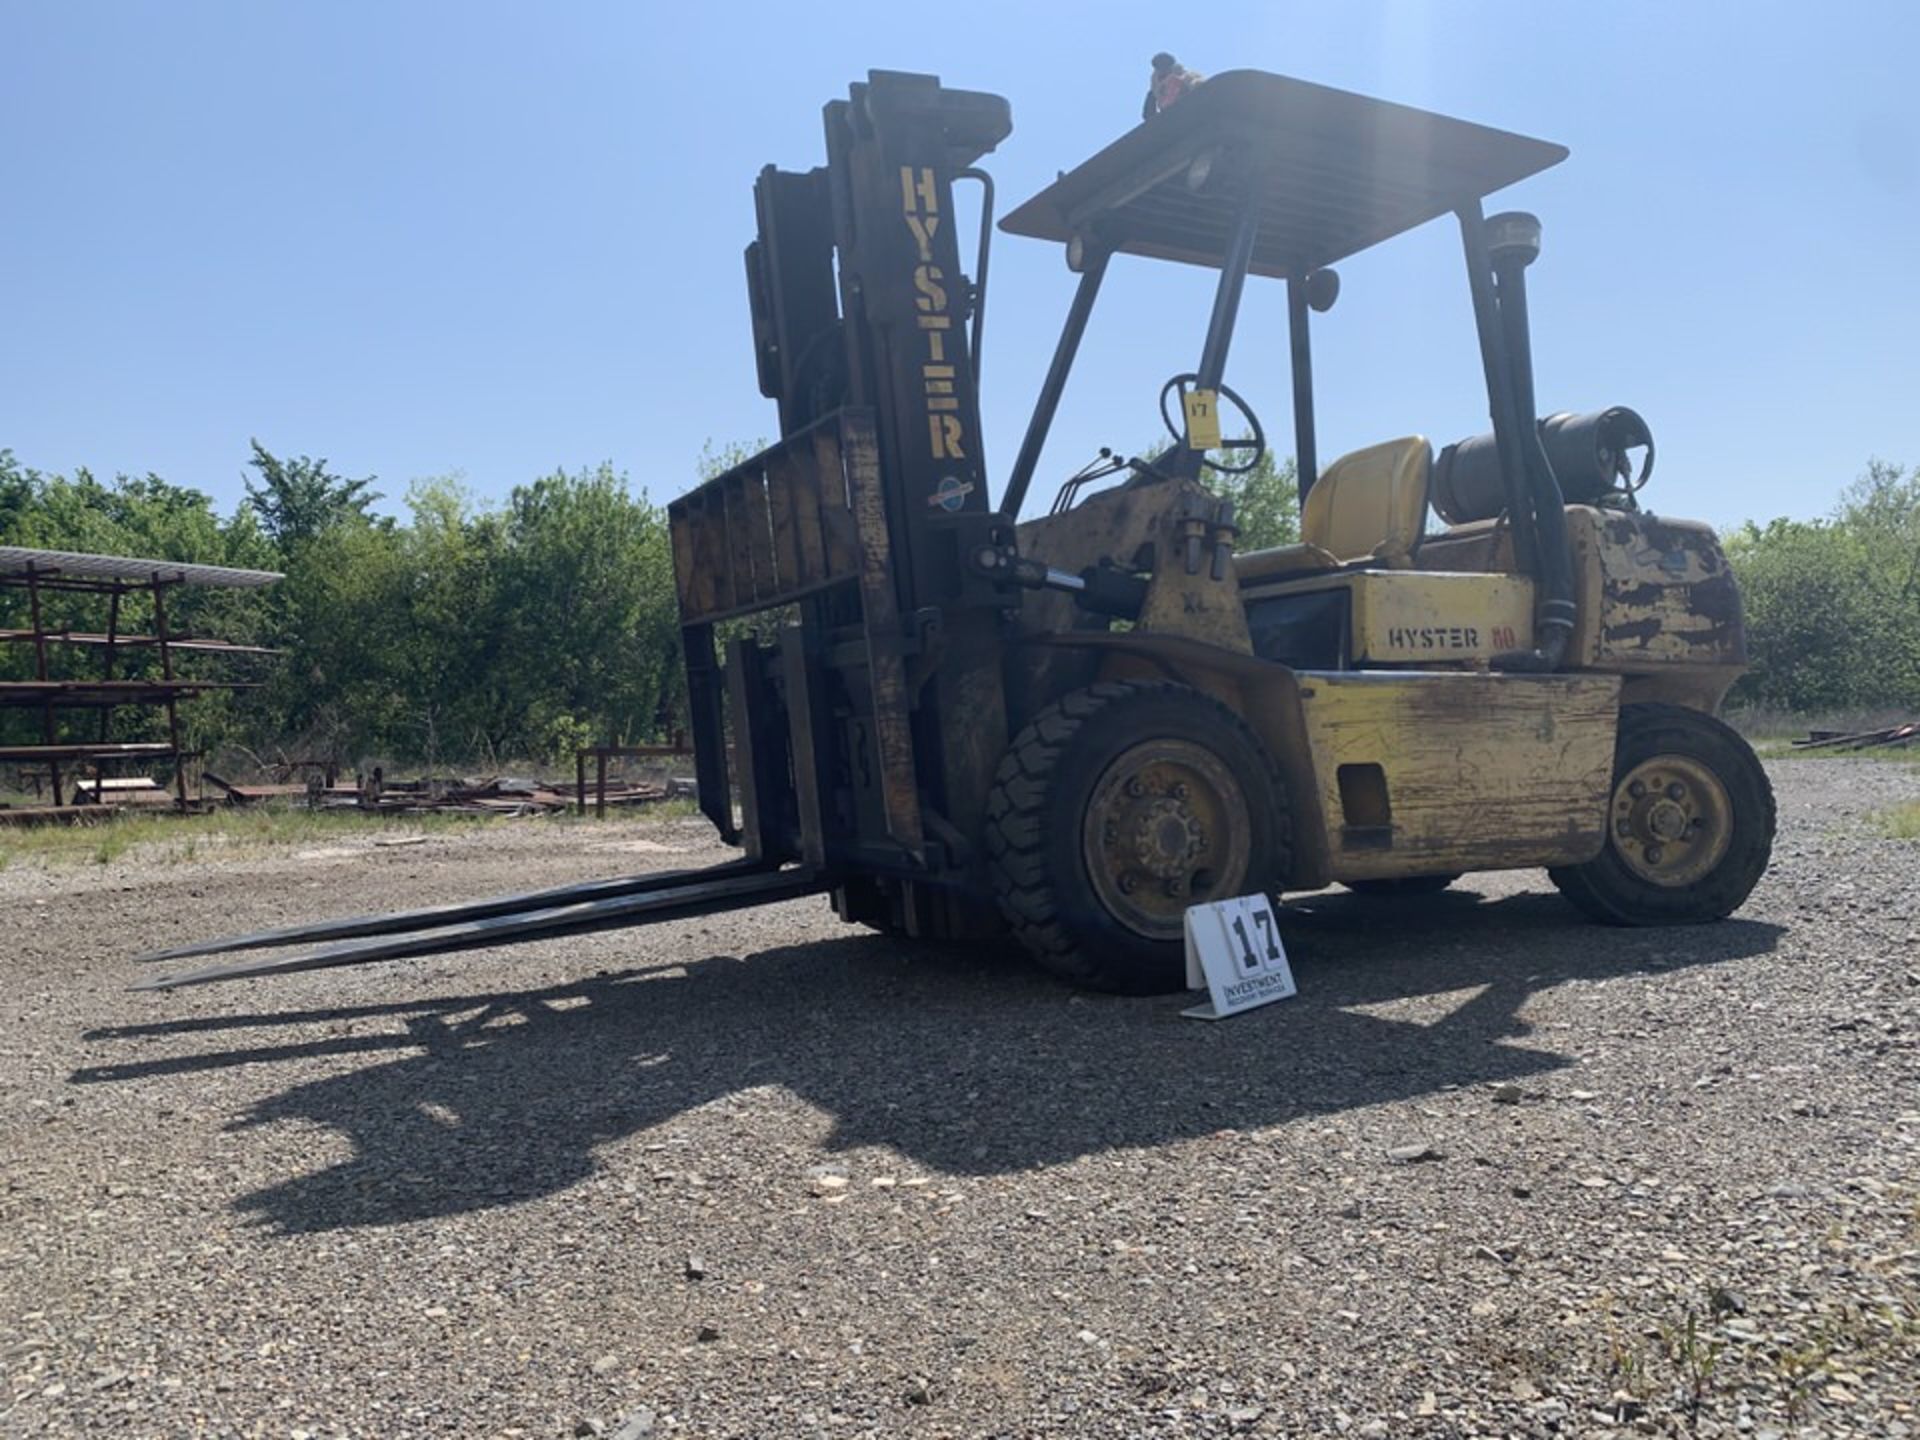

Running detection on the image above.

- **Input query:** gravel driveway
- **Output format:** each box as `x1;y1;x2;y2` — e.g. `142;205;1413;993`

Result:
3;759;1916;1439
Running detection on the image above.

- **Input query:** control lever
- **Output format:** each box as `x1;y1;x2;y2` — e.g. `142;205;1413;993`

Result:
970;544;1148;619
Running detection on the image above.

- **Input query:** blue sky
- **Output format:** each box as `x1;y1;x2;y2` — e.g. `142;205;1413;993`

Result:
3;1;1914;529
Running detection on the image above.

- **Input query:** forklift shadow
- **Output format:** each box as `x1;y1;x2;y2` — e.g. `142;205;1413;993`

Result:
74;890;1781;1234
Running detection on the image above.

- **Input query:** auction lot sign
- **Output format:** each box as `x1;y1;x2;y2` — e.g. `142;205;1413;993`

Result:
1182;893;1297;1021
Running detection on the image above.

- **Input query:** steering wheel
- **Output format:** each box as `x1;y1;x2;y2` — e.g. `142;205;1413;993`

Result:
1157;374;1267;475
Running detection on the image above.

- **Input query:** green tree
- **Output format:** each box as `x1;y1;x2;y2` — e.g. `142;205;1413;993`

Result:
243;440;380;550
398;477;505;762
490;464;679;760
1726;459;1920;712
1726;519;1878;711
264;511;410;755
0;450;34;537
1212;448;1300;551
1137;440;1301;550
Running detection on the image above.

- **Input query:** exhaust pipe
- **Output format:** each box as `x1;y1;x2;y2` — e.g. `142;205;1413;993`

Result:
1484;213;1576;672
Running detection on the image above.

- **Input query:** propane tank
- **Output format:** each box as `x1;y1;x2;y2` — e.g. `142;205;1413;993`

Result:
1432;407;1655;526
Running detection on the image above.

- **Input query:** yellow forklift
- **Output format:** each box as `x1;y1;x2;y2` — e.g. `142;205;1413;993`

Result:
141;70;1773;996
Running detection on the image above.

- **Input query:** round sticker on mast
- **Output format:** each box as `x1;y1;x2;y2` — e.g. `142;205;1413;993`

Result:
929;475;975;512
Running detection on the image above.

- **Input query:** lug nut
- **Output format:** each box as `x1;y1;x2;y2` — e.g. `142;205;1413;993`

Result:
1171;782;1189;800
1628;780;1646;799
1666;782;1685;801
1644;843;1664;864
1125;777;1146;798
1119;874;1138;894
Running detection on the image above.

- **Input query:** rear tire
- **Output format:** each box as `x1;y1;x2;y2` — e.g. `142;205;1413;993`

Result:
1549;703;1774;925
1342;874;1460;897
985;681;1291;994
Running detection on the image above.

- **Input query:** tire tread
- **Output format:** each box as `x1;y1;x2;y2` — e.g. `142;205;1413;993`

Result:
985;681;1289;991
1549;703;1775;925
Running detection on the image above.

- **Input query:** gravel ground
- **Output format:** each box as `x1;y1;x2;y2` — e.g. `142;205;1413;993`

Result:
2;758;1917;1440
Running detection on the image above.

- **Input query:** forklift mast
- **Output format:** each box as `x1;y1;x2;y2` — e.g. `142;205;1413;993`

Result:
670;72;1017;936
753;72;1008;620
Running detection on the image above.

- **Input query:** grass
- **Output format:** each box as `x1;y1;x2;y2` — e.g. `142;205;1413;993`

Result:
0;805;492;871
1876;799;1920;839
1751;739;1920;762
0;792;707;872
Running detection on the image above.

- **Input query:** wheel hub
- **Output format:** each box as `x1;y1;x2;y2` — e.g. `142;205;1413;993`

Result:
1130;797;1205;879
1082;740;1251;938
1609;754;1732;887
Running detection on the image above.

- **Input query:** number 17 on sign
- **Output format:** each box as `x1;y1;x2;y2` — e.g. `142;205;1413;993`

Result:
1182;893;1297;1021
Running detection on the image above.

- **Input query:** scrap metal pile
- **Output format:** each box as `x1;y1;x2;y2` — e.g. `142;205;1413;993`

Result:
345;772;691;817
1791;721;1920;753
220;769;698;817
238;771;698;817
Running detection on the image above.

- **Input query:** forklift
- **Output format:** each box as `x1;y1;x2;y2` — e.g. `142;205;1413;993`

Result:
140;69;1774;995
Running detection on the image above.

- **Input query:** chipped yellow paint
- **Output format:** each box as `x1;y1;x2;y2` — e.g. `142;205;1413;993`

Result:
1565;508;1745;669
1294;670;1619;881
1137;551;1252;652
1416;505;1747;710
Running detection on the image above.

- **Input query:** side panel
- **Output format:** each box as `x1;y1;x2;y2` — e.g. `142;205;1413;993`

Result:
1350;572;1534;663
1297;671;1619;880
1242;570;1534;669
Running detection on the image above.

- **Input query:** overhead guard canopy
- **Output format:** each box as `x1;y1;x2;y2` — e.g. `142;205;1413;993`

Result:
1000;70;1568;277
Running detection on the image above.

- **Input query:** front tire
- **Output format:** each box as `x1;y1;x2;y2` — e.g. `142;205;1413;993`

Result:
1549;703;1774;925
985;681;1291;994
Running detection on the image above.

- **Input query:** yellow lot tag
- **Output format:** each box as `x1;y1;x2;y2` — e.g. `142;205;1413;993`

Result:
1183;387;1222;450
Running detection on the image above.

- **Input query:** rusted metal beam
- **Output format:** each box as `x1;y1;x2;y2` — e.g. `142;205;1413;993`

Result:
0;680;259;704
149;578;191;810
0;631;282;655
0;742;179;761
24;563;62;808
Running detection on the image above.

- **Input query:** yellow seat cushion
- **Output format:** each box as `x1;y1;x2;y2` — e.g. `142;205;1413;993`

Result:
1301;436;1433;567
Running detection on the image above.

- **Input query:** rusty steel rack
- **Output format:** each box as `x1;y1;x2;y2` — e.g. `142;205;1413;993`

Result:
0;546;283;819
574;738;694;817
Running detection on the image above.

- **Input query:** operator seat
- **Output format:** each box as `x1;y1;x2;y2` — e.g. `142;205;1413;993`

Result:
1235;436;1433;582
